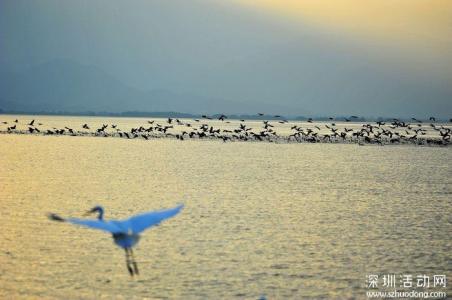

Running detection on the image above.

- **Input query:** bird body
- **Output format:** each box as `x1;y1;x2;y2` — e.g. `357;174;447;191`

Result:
48;204;183;276
113;232;140;249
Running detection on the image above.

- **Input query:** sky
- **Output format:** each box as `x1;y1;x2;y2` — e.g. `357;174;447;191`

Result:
236;0;452;78
1;0;451;118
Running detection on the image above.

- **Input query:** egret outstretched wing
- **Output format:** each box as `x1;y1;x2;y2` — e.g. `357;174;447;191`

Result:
126;204;184;234
67;218;124;233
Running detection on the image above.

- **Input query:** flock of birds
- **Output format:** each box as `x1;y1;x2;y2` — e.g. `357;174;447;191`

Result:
1;114;451;146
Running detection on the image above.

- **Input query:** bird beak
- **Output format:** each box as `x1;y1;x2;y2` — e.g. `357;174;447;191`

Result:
84;208;95;216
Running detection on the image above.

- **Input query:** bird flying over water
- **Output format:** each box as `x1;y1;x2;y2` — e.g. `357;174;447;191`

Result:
48;204;184;276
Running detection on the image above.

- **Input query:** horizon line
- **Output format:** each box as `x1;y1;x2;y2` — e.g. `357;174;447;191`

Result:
0;109;449;123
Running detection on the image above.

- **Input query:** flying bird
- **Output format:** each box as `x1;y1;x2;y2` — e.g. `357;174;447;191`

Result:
48;204;184;276
218;114;227;121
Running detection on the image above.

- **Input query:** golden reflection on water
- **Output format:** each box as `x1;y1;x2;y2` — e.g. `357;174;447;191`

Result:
0;119;451;298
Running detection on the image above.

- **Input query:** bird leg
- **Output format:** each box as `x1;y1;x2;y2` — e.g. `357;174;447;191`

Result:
130;248;139;275
125;248;134;276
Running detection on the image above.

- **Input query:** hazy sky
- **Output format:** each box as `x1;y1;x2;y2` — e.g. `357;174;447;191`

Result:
236;0;452;77
1;0;451;117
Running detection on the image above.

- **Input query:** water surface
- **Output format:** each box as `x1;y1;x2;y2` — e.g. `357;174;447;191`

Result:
0;116;451;299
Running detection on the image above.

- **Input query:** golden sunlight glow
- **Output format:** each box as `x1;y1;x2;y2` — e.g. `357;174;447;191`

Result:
235;0;452;50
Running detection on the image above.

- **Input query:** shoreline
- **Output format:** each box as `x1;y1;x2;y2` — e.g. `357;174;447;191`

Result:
1;129;450;147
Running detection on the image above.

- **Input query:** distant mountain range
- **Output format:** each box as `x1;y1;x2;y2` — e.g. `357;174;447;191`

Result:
1;59;450;122
0;59;291;115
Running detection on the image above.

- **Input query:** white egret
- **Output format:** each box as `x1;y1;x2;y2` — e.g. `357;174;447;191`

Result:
48;204;184;276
